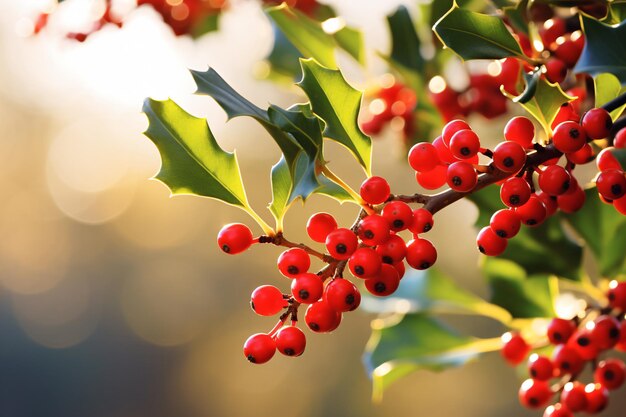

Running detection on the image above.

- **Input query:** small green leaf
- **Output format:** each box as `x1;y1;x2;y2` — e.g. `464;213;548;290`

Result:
364;313;488;401
315;175;355;203
332;24;365;65
298;59;372;174
264;25;303;79
482;258;558;318
433;5;525;60
142;98;248;208
503;0;529;35
269;156;292;224
268;105;324;162
502;77;575;135
575;16;626;84
387;6;424;72
561;187;626;277
594;73;626;120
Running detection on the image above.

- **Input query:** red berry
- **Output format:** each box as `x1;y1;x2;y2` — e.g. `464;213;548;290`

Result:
446;161;478;192
357;214;390;246
540;18;566;46
291;273;323;304
596;169;626;200
408;142;441;172
250;285;287;316
589;315;620;350
275;326;306;357
594;359;626;390
477;226;507;256
405;238;437;270
543;403;573;417
616;194;626;215
375;234;407;264
500;177;532;207
493;141;527;173
382;201;414;232
557;184;585;213
552;121;587;153
306;212;337;243
504;116;535;148
490;209;521;238
501;332;530;365
544;58;567;84
277;248;311;278
449;129;480;159
217;223;254;255
615;128;626;148
528;354;554;381
348;247;382;278
518;379;552;409
393;261;406;279
324;278;361;312
554;32;584;67
552;344;584;376
561;381;587;412
408;208;434;234
607;280;626;311
433;136;457;163
567;328;599;361
596;148;622;171
365;264;400;296
547;318;576;344
536;191;558;217
442;119;471;147
582;108;612;139
243;333;276;364
584;383;609;414
360;176;391;205
515;194;548;226
416;164;448;189
305;300;342;333
552;103;579;131
538;165;571;196
325;228;358;260
566;143;593;165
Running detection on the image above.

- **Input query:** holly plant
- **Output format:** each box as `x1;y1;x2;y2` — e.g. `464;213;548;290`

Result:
52;0;626;415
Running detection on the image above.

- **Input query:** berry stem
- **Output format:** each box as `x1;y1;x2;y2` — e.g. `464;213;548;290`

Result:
244;204;276;236
259;232;335;263
601;91;626;113
321;166;371;210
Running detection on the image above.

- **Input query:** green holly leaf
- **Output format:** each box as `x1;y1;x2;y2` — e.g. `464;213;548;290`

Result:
190;13;220;38
264;25;303;80
503;0;529;35
361;268;512;324
387;6;423;72
433;4;525;61
364;313;490;401
561;187;626;277
142;98;249;208
604;2;626;25
594;73;626;120
502;77;575;135
315;175;354;202
482;258;558;318
575;16;626;84
468;186;583;281
332;24;365;65
268;105;324;162
298;59;372;175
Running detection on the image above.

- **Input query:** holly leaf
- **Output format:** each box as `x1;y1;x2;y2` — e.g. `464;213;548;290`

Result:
298;59;372;174
433;4;525;60
142;98;249;208
561;187;626;277
594;73;626;120
482;258;558;318
502;77;575;135
264;25;303;80
575;16;626;84
332;24;365;65
387;6;424;72
364;313;485;401
604;2;626;25
503;0;529;35
268;104;324;162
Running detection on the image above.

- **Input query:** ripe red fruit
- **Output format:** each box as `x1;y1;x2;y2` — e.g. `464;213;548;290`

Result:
490;209;521;238
504;116;535;149
538;165;571;196
393;261;406;279
275;326;306;357
306;212;337;243
217;223;254;255
515;195;548;226
250;285;287;316
584;383;609;414
553;33;584;67
594;359;626;390
589;315;620;350
544;58;567;84
360;176;391;204
433;136;457;163
543;404;573;417
547;318;576;344
449;129;480;159
528;354;554;381
365;264;400;296
552;121;587;153
375;234;407;264
243;333;276;364
596;148;622;171
596;169;626;200
518;379;553;409
357;214;390;246
557;184;586;213
324;278;361;312
492;141;527;173
446;161;478;192
552;344;584;376
567;329;599;361
291;273;323;304
348;247;382;278
540;18;566;46
408;142;441;172
325;228;358;260
552;103;579;131
500;177;532;207
405;238;437;270
408;208;434;234
501;332;530;365
607;280;626;311
277;248;311;278
442;119;471;147
582;108;613;139
616;194;626;215
382;201;414;232
416;164;448;189
305;301;342;333
566;143;593;165
536;191;558;217
477;226;507;256
561;381;587;412
615;128;626;148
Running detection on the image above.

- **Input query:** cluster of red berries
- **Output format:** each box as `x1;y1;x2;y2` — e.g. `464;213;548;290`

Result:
501;280;626;416
360;77;417;140
535;18;585;85
594;130;626;215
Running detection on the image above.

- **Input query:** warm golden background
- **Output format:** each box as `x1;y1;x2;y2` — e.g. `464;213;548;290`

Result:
1;1;623;416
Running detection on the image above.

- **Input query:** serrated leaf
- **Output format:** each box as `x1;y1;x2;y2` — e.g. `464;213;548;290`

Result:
514;69;542;104
575;16;626;84
503;0;529;35
482;258;558;318
364;313;482;401
298;59;372;174
468;186;583;281
142;98;249;208
433;5;525;60
268;105;324;162
361;268;512;323
561;187;626;277
502;77;575;135
594;73;626;120
264;25;303;79
387;6;424;72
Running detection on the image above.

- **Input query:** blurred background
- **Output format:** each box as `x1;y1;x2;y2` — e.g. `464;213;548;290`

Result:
0;1;622;417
